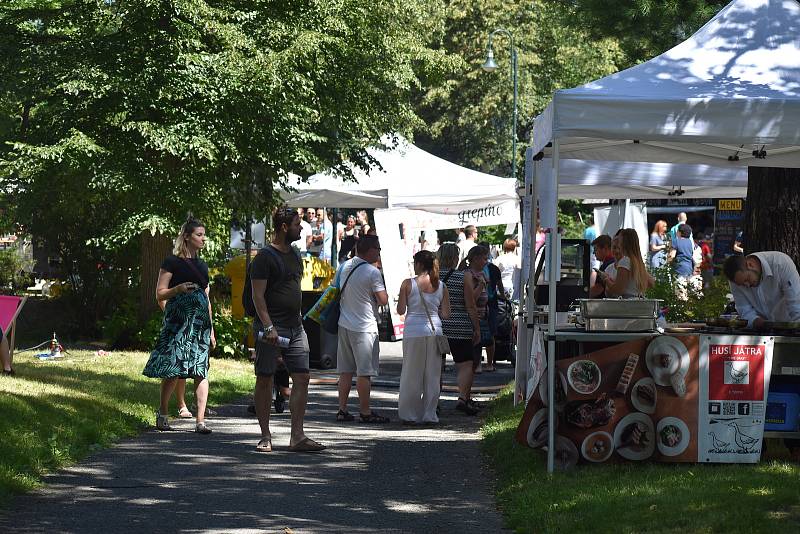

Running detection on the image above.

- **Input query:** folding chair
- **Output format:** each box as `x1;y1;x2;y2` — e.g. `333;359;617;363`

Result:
0;295;27;360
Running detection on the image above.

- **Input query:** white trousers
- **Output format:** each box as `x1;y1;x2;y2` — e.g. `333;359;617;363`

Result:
398;336;442;423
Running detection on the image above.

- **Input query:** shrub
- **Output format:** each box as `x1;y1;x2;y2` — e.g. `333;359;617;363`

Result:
646;266;729;322
211;307;250;359
0;248;34;293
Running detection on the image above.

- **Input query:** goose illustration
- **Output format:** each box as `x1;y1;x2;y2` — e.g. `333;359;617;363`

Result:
709;431;730;450
726;421;759;451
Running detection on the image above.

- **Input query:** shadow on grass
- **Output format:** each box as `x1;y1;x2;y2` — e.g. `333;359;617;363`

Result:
482;387;800;533
0;356;254;506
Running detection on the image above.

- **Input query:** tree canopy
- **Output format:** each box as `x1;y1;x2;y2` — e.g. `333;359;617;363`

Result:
413;0;627;179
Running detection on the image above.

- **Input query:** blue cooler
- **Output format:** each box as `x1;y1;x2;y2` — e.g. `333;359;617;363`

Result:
765;392;800;431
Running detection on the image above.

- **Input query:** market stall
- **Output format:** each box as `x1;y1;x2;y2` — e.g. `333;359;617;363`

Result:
285;136;520;340
522;0;800;471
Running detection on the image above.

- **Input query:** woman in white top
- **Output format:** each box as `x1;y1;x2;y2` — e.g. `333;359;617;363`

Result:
396;250;451;424
495;238;521;299
602;229;654;298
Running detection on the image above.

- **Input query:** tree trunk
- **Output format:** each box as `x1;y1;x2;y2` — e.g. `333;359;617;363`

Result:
744;167;800;265
139;231;173;323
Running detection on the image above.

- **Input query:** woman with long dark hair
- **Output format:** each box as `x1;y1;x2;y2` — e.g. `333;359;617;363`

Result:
440;244;485;415
396;250;450;424
143;216;216;434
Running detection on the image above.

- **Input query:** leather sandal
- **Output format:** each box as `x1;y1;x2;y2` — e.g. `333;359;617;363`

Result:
336;409;355;422
156;412;173;431
178;406;193;418
288;437;326;452
359;411;390;424
256;437;273;452
195;422;212;434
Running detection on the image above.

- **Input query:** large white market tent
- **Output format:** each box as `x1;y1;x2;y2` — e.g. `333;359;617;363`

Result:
525;0;800;473
282;137;519;227
544;158;749;199
532;0;800;168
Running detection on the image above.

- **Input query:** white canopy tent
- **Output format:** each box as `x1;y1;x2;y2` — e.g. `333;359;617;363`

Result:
543;159;749;199
282;137;519;229
524;0;800;472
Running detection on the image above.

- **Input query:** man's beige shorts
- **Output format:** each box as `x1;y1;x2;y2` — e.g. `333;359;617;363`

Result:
336;327;380;377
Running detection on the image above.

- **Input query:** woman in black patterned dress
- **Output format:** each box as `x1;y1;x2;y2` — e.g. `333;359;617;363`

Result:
143;217;216;434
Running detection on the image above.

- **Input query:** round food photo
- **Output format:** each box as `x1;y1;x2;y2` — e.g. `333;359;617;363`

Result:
581;431;614;463
614;412;656;461
567;360;602;395
526;408;553;449
630;377;657;414
656;417;690;456
538;370;568;410
645;336;690;387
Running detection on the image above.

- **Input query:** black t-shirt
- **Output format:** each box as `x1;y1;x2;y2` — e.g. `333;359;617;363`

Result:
161;255;209;289
250;245;303;327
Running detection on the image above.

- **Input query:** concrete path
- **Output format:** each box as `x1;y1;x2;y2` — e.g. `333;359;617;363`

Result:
0;342;511;533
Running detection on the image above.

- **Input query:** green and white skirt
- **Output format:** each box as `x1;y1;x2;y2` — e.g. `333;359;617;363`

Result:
143;290;211;379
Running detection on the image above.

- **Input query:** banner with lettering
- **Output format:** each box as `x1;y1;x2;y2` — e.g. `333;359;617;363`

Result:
515;333;774;468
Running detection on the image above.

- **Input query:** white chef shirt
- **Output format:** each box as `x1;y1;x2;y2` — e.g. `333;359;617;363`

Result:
730;251;800;327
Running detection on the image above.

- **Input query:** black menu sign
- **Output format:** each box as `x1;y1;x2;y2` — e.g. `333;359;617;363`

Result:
713;198;745;264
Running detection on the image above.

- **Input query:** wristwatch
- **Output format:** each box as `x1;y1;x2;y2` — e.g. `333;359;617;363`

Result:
264;324;275;334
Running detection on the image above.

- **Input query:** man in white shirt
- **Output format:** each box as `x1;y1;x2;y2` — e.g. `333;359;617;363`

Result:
335;234;390;423
723;251;800;329
458;225;478;265
292;208;312;255
495;238;521;300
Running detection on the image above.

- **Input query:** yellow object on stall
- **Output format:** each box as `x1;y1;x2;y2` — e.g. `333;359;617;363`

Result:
224;252;336;319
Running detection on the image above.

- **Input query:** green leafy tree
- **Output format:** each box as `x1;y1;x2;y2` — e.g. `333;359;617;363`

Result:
574;0;728;63
414;0;627;179
1;1;452;332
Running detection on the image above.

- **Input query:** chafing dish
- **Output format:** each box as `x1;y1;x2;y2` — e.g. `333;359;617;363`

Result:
578;298;661;332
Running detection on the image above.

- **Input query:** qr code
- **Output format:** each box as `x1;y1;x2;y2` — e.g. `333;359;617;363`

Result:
723;402;736;416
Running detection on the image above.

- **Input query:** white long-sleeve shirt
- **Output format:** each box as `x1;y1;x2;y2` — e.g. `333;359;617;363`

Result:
730;251;800;327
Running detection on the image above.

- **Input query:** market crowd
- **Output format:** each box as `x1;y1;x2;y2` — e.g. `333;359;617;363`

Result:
140;207;521;452
138;205;800;453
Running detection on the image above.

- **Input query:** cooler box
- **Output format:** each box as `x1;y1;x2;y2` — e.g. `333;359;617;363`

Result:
764;392;800;431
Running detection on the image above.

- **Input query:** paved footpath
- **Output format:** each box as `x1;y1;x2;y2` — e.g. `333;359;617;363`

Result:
0;342;510;533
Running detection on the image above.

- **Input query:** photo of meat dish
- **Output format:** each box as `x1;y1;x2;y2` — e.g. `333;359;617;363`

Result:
567;360;602;395
660;424;682;448
614;413;656;460
615;353;639;395
620;421;650;452
630;377;657;415
565;395;616;429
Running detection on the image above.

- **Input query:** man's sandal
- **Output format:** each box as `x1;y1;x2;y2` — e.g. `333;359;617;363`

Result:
195;422;212;434
288;437;326;452
178;406;193;418
156;412;173;431
359;411;390;424
256;437;273;452
336;410;355;422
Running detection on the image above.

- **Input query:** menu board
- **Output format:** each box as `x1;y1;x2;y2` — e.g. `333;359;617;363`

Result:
517;334;774;468
713;198;745;263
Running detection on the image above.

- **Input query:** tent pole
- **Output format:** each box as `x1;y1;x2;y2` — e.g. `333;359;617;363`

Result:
547;139;560;474
515;148;536;405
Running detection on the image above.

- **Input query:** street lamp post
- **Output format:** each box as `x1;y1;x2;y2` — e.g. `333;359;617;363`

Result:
482;28;518;181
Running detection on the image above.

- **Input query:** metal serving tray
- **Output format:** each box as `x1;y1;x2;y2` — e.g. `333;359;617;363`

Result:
579;298;661;319
584;317;657;332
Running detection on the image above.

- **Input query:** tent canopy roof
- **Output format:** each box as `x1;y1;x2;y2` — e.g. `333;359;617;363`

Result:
532;0;800;167
283;137;518;212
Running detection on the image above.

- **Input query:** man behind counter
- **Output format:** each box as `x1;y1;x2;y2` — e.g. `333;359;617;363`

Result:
723;251;800;461
722;251;800;329
589;234;615;298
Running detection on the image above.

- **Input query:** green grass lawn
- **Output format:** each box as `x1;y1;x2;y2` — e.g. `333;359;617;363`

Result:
0;350;255;507
482;385;800;533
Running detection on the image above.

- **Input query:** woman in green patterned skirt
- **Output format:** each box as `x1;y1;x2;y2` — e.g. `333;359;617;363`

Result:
143;217;216;434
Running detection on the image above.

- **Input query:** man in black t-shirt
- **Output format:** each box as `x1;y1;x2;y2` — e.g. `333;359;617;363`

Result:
250;207;325;453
